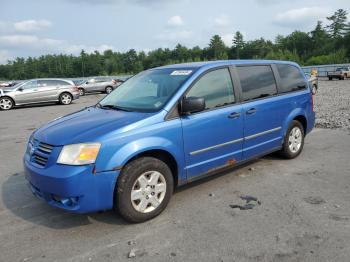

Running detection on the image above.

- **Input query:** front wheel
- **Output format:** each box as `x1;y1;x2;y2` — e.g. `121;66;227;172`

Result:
59;92;73;105
279;120;305;159
78;88;85;96
115;157;174;223
0;97;14;110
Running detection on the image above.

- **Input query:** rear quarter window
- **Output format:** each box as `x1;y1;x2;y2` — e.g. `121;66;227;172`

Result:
237;65;277;101
276;64;307;93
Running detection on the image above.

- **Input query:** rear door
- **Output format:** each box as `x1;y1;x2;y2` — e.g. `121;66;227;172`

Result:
181;67;244;181
36;80;59;102
235;65;283;160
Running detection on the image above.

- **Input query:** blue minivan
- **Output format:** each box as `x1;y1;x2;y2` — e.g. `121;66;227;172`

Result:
24;60;315;222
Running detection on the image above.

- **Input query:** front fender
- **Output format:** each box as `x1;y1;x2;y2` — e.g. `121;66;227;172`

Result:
101;136;186;184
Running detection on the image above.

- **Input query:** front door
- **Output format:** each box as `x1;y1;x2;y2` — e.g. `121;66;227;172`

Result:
181;68;244;181
14;80;39;104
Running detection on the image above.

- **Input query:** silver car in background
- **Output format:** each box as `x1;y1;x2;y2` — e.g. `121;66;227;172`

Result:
77;77;118;96
0;79;79;110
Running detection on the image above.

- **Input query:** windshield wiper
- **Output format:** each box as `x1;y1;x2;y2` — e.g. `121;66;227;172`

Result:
96;103;131;112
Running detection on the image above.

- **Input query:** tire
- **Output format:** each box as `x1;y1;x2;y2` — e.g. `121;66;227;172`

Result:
115;157;174;223
279;120;305;159
59;92;73;105
105;86;113;94
328;77;332;80
78;88;85;96
0;97;14;110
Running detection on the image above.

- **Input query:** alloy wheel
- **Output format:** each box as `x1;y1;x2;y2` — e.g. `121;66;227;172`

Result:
61;94;72;105
0;98;13;110
288;127;302;153
106;87;113;94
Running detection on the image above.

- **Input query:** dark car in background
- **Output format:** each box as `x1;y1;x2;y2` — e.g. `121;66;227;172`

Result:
0;79;79;110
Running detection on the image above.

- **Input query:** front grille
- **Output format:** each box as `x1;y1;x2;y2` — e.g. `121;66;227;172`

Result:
32;154;49;166
38;142;53;154
30;140;54;167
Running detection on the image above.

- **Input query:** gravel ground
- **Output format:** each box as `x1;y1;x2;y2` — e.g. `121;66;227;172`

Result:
0;83;350;262
314;79;350;130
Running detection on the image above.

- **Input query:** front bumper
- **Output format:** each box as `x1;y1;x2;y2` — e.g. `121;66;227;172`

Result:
24;158;119;213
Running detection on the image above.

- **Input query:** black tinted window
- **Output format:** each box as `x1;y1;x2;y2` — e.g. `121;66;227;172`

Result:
237;66;277;101
186;68;235;110
276;64;306;93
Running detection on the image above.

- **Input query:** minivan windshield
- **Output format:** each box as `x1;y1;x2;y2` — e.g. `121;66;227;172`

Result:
98;68;195;112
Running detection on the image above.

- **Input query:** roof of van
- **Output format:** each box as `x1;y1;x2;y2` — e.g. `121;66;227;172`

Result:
156;60;299;69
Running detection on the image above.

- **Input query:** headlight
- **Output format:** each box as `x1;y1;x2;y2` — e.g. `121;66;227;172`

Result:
57;143;101;165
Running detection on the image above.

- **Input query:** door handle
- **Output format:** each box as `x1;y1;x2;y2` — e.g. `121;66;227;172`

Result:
246;108;257;115
228;112;240;119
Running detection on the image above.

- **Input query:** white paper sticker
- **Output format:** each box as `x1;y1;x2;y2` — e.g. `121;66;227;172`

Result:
170;70;192;76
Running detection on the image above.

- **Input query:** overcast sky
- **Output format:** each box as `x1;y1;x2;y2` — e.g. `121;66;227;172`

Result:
0;0;349;64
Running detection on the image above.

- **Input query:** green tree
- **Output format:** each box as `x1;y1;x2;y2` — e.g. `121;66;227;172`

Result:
208;35;228;60
232;31;244;59
326;9;350;38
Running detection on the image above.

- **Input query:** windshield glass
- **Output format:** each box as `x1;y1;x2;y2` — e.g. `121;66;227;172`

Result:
99;68;196;112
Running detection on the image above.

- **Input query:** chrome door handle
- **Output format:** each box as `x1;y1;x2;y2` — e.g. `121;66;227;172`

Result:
228;112;240;119
246;108;257;115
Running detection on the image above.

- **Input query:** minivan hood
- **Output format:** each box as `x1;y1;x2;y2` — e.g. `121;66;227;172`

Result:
34;107;154;145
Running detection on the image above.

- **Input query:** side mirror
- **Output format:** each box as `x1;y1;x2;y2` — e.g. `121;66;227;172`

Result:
18;87;23;91
180;97;205;115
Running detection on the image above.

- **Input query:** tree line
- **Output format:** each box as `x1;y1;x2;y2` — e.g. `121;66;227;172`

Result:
0;9;349;80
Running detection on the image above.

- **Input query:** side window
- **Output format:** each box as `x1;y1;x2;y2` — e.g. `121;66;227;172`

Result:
38;80;50;87
21;80;37;90
186;68;235;110
276;64;306;93
237;65;277;101
56;80;70;86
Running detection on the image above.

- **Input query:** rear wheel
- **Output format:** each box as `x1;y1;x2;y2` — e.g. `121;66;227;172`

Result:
105;86;113;94
0;97;14;110
115;157;174;223
59;92;72;105
279;120;305;159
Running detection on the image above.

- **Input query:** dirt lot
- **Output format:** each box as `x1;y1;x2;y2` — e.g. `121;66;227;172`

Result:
0;81;350;262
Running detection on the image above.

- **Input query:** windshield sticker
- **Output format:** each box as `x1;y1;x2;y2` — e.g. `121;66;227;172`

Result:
170;70;192;76
154;101;162;108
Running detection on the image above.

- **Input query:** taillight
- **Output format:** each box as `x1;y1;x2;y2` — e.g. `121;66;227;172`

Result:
112;80;116;84
74;86;79;92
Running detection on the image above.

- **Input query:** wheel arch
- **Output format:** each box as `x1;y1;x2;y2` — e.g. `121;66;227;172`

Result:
282;109;308;137
0;95;15;105
121;149;179;188
59;91;73;97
